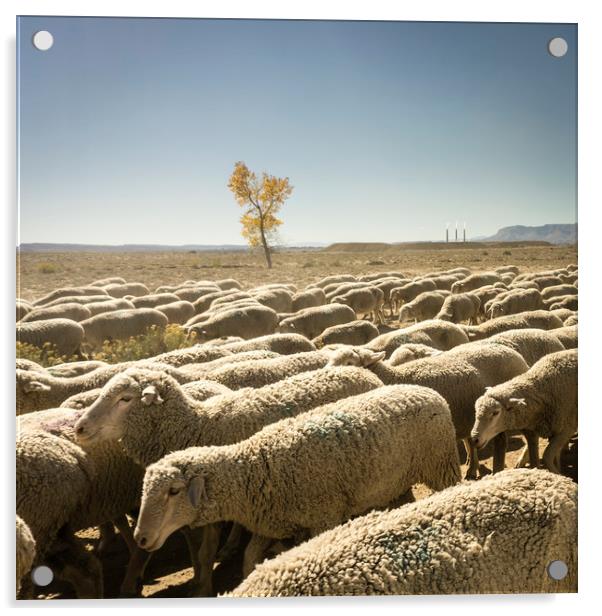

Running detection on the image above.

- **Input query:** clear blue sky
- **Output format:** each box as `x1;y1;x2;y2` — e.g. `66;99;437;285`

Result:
17;17;577;245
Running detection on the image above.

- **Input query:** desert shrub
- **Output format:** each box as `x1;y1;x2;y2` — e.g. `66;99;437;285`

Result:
16;342;74;367
302;261;316;268
503;250;512;256
36;262;59;274
91;324;196;363
367;259;385;265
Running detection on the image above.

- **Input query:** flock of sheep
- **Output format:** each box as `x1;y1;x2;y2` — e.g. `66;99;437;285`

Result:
16;263;578;598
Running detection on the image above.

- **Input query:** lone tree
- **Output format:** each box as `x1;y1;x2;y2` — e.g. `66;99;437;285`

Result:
227;161;293;269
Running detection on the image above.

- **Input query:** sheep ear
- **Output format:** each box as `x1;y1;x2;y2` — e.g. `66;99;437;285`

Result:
509;397;527;408
141;385;163;406
485;386;492;392
360;350;385;367
187;474;207;508
24;380;51;393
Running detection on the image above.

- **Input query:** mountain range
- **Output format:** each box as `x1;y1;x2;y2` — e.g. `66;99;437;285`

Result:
475;224;576;244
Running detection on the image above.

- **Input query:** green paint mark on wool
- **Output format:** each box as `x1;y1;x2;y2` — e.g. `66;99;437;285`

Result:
375;525;441;574
303;410;359;438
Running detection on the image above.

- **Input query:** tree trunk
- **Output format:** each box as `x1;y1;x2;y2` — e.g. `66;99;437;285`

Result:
259;219;272;269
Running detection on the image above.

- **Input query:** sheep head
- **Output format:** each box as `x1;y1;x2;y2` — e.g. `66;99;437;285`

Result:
327;347;385;368
74;368;166;444
16;369;53;415
135;457;213;552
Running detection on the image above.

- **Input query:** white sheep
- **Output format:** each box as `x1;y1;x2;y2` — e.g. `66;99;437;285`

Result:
155;300;196;324
133;384;460;577
80;308;169;348
398;291;448;323
487;288;543;319
222;333;317;355
278;304;356;339
19;302;93;323
74;365;383;595
291;288;326;311
463;310;564;341
312;320;379;347
331;287;385;323
187;305;279;342
435;293;480;324
228;469;576;596
17;318;84;357
103;282;150;298
32;286;109;307
16;515;36;595
471;349;577;473
388;343;443;366
451;272;502;294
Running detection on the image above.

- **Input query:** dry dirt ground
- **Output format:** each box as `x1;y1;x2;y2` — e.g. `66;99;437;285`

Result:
18;244;577;599
17;243;577;302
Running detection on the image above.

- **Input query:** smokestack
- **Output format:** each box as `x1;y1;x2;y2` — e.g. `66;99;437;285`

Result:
455;222;458;242
463;222;466;243
446;224;449;243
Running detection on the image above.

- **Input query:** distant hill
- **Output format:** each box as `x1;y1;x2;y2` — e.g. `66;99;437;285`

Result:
478;224;577;244
17;242;325;253
322;240;551;252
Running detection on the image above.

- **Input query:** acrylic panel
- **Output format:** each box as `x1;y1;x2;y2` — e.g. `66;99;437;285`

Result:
16;16;577;599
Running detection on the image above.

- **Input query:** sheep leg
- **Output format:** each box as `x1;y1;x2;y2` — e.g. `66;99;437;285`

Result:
542;432;572;474
520;430;540;468
216;522;244;563
463;438;479;480
97;521;117;555
492;432;508;473
187;524;220;597
242;534;272;578
113;515;138;555
119;548;151;597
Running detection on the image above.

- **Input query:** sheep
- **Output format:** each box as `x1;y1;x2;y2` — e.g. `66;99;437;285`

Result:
563;315;578;327
17;319;84;357
541;284;578;301
80;308;169;348
133;384;460;578
90;276;126;287
47;360;109;378
509;280;540;291
208;291;253;309
446;267;472;276
74;365;383;595
328;341;529;479
61;378;231;410
500;273;516;286
155;300;196;324
86;298;136;316
278;304;356;339
32;287;109;307
435;293;480;324
177;351;281;380
228;469;576;596
186;298;262;326
398;291;448;323
487;288;543;319
532;275;564;290
151;344;232;367
366;320;469;357
566;263;578;271
131;293;180;308
19;302;93;323
222;333;316;355
192;289;244;314
215;279;243;291
551;325;578;350
253;283;297;293
187;305;279;342
486;329;565;366
16;361;193;415
390;279;437;311
373;278;412;315
16;358;46;372
549;296;578;311
103;282;150;298
422;275;459;291
250;288;293;313
17;300;33;321
195;351;334;390
307;274;357;289
358;271;407;282
388;343;443;366
324;281;372;301
312;321;379;347
471;349;577;473
17;408;145;598
463;310;564;341
173;286;221;302
291;288;326;312
16;516;36;594
331;287;385;323
451;272;502;294
42;294;115;308
495;265;520;275
549;308;576;323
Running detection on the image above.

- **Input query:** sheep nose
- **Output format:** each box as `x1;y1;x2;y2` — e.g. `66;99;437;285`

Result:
75;424;85;436
470;435;481;448
137;534;147;548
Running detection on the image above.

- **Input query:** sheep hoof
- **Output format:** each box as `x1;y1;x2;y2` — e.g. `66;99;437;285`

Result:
464;469;478;481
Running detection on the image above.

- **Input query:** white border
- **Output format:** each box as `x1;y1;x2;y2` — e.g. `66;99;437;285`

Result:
2;1;601;614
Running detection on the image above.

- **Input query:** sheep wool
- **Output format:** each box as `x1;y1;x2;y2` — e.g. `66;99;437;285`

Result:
228;469;576;596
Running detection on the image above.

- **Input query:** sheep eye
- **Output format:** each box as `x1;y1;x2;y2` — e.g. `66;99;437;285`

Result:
168;487;181;496
120;395;133;403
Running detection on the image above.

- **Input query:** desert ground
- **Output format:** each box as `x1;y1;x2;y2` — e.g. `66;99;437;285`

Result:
17;243;577;301
17;242;577;599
